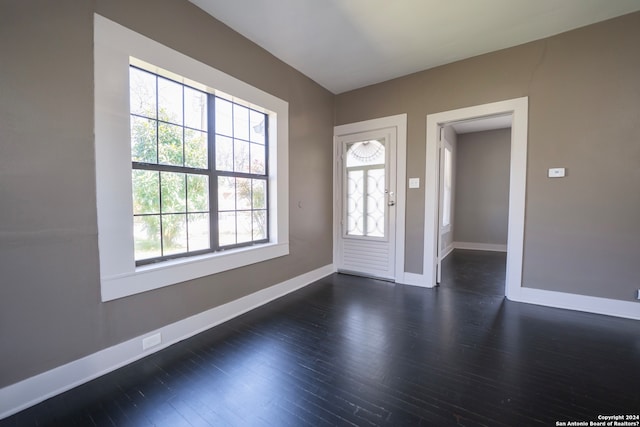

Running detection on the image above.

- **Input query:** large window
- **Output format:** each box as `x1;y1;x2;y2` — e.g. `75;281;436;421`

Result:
129;67;269;264
94;14;289;301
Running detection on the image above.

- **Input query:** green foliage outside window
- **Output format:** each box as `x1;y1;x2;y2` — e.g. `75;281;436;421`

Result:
130;66;267;262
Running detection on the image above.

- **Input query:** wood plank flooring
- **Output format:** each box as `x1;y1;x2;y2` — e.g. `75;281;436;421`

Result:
3;250;639;426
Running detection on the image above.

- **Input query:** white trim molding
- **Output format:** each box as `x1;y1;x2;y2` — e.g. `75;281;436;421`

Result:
510;287;640;321
441;244;455;260
424;97;528;299
0;265;334;420
453;242;508;252
401;272;432;288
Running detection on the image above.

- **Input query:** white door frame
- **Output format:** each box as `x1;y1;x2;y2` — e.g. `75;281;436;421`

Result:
424;97;528;298
436;131;454;284
334;114;407;283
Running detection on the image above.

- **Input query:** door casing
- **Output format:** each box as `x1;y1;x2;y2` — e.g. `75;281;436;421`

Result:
424;97;528;298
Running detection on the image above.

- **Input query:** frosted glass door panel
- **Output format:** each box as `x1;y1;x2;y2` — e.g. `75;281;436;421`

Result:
345;139;386;238
336;126;397;282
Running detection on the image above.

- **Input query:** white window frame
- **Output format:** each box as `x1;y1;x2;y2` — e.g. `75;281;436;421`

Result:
94;14;289;302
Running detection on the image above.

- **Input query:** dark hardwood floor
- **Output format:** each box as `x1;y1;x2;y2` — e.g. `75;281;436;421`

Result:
3;251;639;426
439;249;507;296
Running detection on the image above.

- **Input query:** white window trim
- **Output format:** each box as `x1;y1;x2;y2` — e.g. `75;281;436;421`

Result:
94;14;289;301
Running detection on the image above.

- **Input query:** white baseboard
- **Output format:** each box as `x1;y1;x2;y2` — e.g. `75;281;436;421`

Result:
0;264;334;420
401;272;434;288
441;244;454;260
507;286;640;321
453;241;507;252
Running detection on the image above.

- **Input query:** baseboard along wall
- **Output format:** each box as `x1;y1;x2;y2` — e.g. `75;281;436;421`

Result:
2;261;636;419
453;241;508;252
0;265;335;420
507;286;640;322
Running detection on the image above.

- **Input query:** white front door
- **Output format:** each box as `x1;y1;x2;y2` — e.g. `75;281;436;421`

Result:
336;128;397;280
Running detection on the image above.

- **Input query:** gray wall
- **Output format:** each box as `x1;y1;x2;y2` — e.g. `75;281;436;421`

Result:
454;129;510;246
0;0;334;387
335;12;640;301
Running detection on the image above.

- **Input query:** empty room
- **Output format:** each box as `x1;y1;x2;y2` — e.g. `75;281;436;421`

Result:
1;1;639;426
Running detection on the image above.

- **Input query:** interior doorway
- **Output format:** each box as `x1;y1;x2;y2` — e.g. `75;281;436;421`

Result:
437;121;512;293
440;249;508;296
424;97;528;299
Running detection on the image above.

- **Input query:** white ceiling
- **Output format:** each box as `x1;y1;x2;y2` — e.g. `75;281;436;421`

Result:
189;0;640;94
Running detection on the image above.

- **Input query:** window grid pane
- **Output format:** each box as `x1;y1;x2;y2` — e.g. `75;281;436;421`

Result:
214;97;268;249
216;176;268;248
130;66;268;263
133;215;161;260
129;67;157;119
158;77;183;125
131;116;157;163
185;129;208;169
162;213;187;255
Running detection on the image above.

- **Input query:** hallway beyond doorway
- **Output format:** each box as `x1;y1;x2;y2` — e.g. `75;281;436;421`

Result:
440;249;506;296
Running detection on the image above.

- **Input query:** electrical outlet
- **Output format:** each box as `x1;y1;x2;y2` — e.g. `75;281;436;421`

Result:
637;289;640;300
142;333;162;350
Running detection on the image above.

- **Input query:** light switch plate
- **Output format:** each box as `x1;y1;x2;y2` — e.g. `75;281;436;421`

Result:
548;168;566;178
409;178;420;189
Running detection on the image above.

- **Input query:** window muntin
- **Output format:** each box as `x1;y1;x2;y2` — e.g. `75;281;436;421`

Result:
129;66;268;265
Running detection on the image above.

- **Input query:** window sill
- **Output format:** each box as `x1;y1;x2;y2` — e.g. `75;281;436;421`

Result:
101;242;289;302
